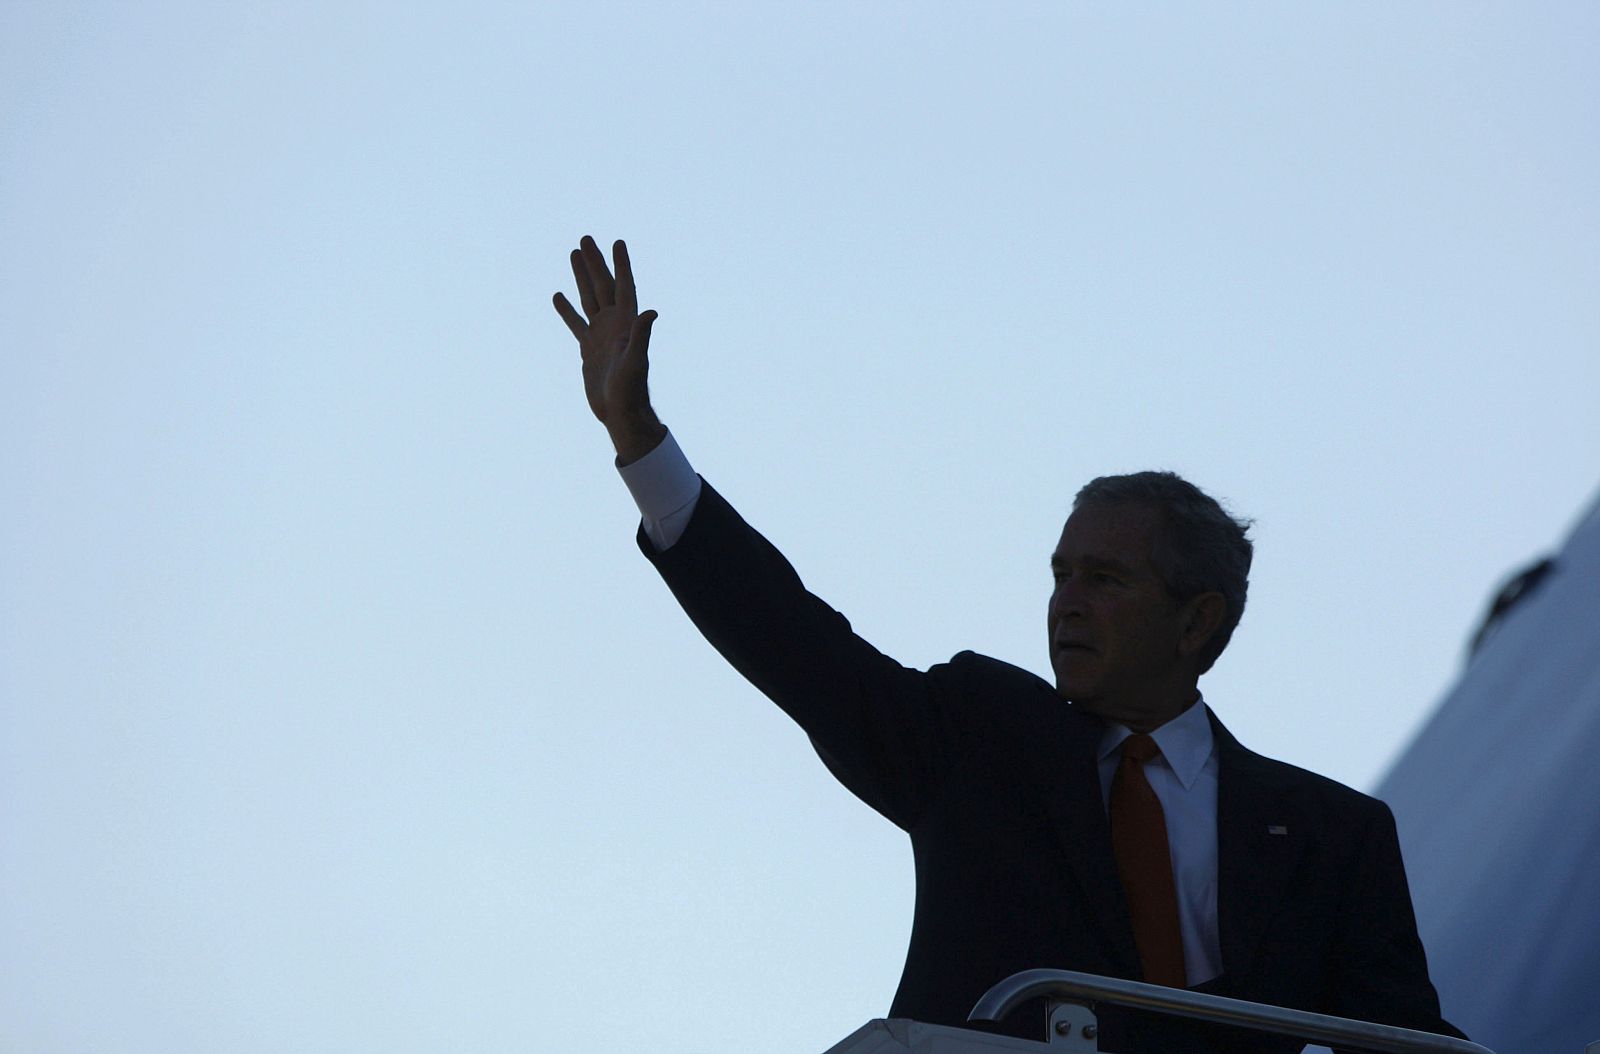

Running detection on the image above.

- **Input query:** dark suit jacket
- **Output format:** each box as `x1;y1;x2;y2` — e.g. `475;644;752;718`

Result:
642;480;1460;1052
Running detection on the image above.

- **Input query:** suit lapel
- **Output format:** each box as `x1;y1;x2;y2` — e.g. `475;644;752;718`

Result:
1212;712;1306;982
1039;705;1142;977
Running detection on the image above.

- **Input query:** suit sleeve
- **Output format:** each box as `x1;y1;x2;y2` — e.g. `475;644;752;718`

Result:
639;479;958;830
1325;802;1466;1048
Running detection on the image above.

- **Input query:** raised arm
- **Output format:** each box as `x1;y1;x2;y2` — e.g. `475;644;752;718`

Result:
552;235;665;465
550;235;955;829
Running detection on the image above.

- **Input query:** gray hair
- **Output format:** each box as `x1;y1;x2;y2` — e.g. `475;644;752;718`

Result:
1073;471;1254;674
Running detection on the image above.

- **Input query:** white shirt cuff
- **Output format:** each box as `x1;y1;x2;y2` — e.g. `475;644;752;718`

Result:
616;429;702;550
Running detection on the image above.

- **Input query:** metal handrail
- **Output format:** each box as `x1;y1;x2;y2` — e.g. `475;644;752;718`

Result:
968;969;1496;1054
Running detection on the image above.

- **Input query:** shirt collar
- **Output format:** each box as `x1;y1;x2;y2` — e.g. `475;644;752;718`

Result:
1096;695;1216;791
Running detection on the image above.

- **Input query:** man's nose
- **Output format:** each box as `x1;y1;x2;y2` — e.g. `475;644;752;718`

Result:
1050;578;1084;620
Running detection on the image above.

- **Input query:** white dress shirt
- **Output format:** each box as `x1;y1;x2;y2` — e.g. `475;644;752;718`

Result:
1097;701;1222;987
617;430;702;551
618;429;1223;986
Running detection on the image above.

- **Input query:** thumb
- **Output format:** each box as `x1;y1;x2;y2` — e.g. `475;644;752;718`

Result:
627;310;658;360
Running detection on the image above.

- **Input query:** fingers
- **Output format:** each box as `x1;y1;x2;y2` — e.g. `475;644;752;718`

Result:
569;249;599;316
578;235;617;308
562;236;638;326
614;239;637;314
552;291;587;342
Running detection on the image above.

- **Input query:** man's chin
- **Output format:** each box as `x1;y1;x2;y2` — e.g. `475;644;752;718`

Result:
1064;692;1193;734
1054;680;1127;723
1064;695;1108;715
1052;676;1101;706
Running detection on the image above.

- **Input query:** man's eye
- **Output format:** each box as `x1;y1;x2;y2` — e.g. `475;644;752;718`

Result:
1094;572;1120;585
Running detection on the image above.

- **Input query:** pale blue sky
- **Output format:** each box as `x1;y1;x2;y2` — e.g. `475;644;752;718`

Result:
3;3;1597;1052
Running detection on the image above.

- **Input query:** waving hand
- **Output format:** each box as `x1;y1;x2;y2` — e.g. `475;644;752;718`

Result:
553;236;665;462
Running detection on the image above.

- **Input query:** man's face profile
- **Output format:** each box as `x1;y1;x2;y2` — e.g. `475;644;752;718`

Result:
1048;501;1195;730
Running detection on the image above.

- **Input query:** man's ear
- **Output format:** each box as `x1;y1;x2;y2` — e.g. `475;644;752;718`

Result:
1179;592;1226;658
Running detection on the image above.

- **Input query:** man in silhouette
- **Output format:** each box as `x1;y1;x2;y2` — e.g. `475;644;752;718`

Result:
553;236;1462;1052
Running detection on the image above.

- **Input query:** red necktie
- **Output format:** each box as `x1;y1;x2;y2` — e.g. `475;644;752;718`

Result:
1110;733;1187;987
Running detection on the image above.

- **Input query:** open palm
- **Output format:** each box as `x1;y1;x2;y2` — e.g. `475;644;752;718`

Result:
552;236;658;428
